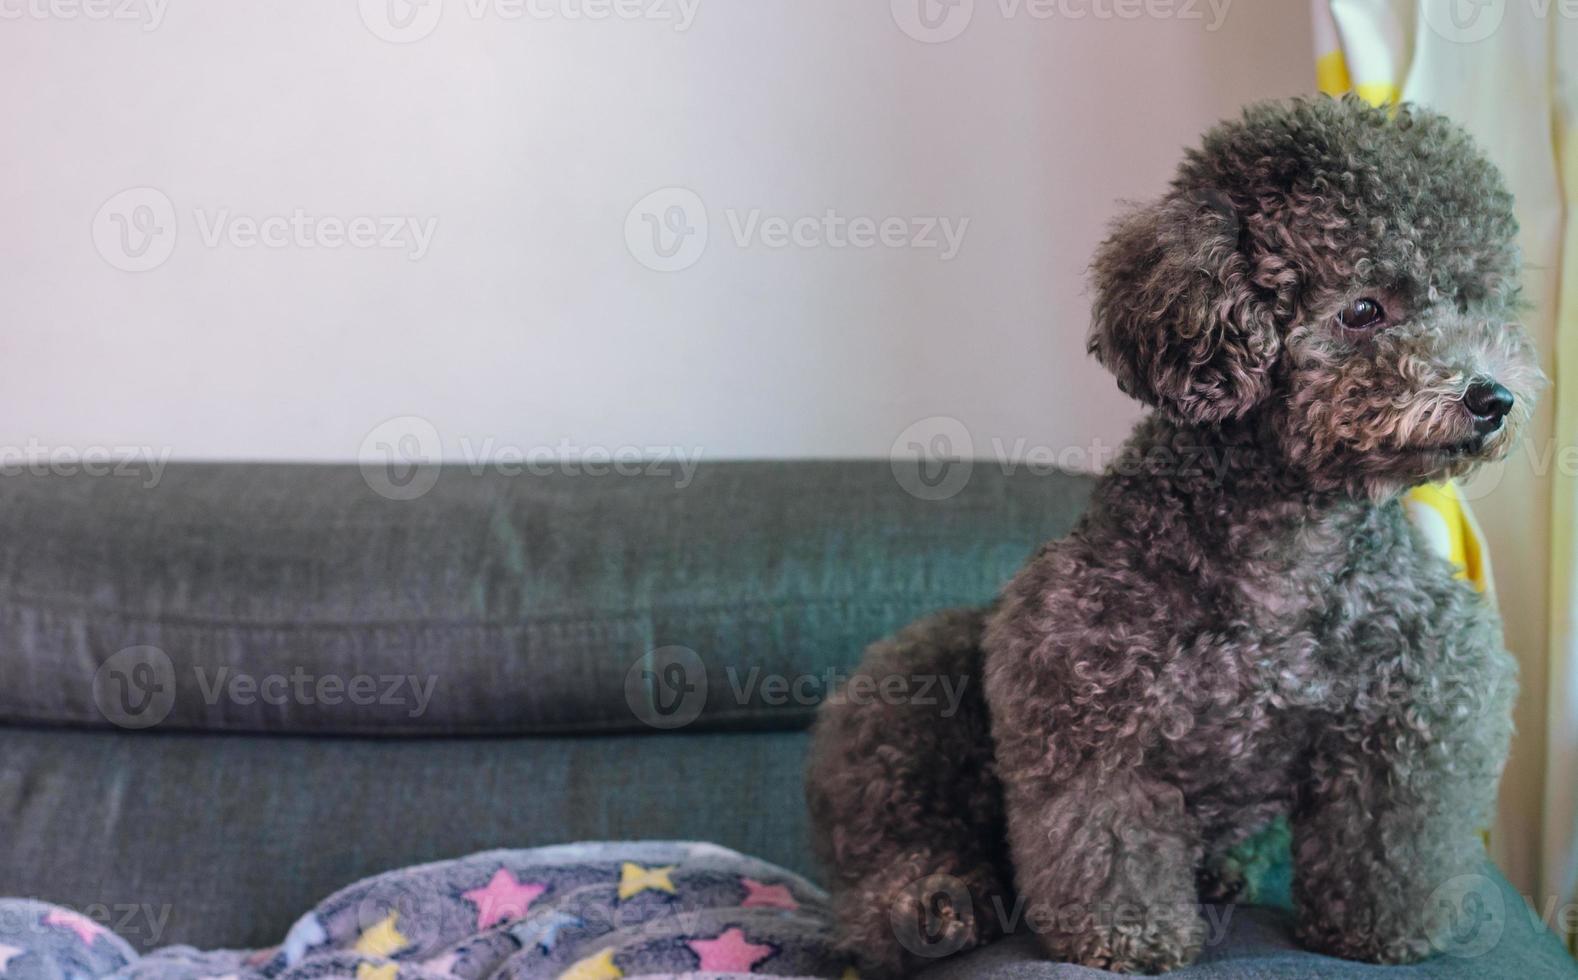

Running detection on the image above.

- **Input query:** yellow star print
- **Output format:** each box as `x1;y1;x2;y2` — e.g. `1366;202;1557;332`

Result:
556;947;622;980
354;913;410;958
616;862;676;900
356;964;399;980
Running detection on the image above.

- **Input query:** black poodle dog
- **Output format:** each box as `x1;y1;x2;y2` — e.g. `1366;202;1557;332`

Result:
806;95;1543;975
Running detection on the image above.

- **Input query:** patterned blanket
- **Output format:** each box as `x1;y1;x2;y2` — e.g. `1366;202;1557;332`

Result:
0;843;851;980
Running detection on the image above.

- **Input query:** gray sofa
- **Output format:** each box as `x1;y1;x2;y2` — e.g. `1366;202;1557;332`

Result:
0;461;1571;977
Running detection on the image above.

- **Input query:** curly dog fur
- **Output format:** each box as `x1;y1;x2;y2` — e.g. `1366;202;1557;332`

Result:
806;96;1543;975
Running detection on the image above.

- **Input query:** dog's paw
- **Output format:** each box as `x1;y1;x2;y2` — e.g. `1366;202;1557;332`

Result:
1041;904;1207;975
1098;929;1206;975
1294;918;1434;966
829;869;995;978
881;872;990;969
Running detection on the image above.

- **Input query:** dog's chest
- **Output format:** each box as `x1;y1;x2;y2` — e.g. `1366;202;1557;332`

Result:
1167;507;1436;763
1212;499;1485;731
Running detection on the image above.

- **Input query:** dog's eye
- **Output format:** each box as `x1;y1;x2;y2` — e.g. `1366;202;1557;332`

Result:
1336;298;1386;331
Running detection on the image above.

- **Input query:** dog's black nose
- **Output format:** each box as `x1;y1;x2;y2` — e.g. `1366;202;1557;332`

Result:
1464;379;1514;432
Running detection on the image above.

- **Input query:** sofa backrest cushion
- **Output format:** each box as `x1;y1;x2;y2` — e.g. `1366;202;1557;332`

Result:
0;461;1094;736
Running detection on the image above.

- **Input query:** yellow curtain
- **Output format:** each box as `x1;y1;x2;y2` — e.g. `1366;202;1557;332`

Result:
1313;0;1573;946
1548;18;1578;951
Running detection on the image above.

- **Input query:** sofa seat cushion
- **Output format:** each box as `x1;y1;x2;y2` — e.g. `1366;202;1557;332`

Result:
916;865;1576;978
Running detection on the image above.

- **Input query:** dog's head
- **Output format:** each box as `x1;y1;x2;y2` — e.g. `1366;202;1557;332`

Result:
1088;96;1542;497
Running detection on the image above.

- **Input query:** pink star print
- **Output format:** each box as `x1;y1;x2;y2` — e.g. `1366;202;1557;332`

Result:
44;909;108;947
739;878;798;911
687;927;774;972
462;869;547;930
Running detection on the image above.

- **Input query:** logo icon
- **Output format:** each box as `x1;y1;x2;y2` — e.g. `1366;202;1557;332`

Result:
92;187;178;272
93;646;177;729
1420;0;1504;44
1428;872;1506;958
352;879;428;940
890;874;976;958
891;0;974;43
359;416;443;501
359;0;443;43
1452;455;1508;503
625;646;707;729
625;187;708;272
891;416;974;500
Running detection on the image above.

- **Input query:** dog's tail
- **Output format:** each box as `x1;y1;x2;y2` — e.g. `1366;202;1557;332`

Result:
805;607;1013;977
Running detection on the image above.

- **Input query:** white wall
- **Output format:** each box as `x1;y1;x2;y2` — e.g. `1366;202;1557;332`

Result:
0;0;1311;466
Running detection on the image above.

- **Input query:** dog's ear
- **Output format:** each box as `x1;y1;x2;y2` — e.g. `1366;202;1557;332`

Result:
1087;188;1280;424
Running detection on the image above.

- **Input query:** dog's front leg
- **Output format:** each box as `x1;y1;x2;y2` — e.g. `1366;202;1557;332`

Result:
999;764;1207;973
1291;645;1516;964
